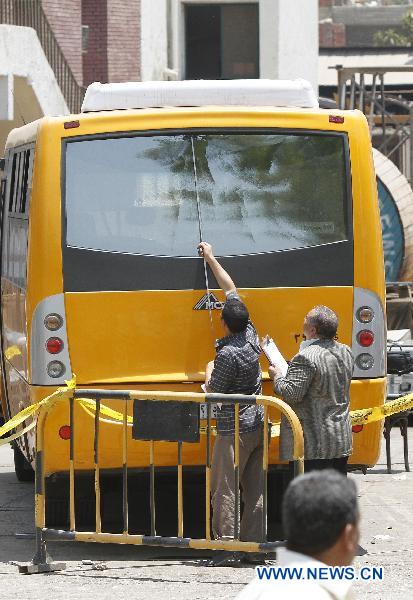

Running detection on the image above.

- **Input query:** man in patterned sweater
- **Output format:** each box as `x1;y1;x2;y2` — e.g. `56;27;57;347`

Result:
198;242;264;560
269;306;354;475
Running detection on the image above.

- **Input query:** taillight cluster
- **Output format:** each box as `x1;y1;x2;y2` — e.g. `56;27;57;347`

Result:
355;305;375;370
44;313;65;378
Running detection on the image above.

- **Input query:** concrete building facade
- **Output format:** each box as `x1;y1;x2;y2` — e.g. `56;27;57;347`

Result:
139;0;318;92
1;0;320;153
319;0;413;48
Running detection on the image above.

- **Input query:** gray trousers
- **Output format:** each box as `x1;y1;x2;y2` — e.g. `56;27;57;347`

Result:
211;425;264;542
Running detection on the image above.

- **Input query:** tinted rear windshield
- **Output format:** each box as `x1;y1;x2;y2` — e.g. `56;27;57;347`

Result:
64;132;350;257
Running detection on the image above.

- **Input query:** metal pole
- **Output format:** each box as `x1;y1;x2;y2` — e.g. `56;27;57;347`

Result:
150;441;156;536
177;442;183;538
368;74;377;134
409;104;413;185
234;404;240;540
69;397;76;531
205;403;211;540
262;406;268;542
122;400;129;535
94;399;101;533
380;74;387;154
350;75;357;110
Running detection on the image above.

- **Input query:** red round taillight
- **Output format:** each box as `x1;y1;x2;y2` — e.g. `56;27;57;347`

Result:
59;425;71;440
352;424;363;433
46;337;64;354
357;330;374;347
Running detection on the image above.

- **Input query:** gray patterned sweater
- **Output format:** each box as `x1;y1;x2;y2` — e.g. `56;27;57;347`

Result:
274;339;354;461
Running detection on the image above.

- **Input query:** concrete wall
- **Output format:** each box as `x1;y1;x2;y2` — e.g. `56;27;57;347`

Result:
0;25;68;153
332;5;409;27
140;0;319;91
270;0;318;91
140;0;168;81
41;0;83;85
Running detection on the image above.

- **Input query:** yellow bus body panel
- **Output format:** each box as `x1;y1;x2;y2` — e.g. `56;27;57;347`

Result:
32;376;385;476
4;106;385;474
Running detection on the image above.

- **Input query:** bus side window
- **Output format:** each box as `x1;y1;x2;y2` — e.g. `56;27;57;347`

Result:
19;150;31;215
3;147;33;287
6;149;32;217
15;153;23;214
8;154;18;213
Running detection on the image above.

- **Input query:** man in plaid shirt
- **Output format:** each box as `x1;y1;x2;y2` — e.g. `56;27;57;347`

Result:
199;242;264;565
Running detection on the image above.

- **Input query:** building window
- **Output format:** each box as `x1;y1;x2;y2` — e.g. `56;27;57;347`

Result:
185;3;259;80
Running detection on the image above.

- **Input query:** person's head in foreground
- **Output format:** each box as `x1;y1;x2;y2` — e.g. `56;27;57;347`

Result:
282;469;359;566
303;305;338;341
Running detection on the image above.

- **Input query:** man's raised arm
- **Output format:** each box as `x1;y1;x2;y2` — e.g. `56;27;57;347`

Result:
198;242;237;296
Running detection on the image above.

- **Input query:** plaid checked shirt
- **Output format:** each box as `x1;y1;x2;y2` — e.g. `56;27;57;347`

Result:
274;339;354;461
208;292;263;436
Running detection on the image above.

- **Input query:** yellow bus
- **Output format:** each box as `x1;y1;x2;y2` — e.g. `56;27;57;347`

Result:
0;80;385;529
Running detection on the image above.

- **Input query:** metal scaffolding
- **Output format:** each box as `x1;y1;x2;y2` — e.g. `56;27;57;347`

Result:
334;65;413;183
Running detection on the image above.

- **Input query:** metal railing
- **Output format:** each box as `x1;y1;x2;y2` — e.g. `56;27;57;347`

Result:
333;1;413;6
0;0;84;113
21;388;304;574
335;65;413;183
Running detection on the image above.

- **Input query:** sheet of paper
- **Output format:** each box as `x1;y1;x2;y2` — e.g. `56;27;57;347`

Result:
260;335;288;377
201;383;221;408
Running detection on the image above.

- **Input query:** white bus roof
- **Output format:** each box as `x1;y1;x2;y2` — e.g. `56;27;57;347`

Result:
81;79;319;113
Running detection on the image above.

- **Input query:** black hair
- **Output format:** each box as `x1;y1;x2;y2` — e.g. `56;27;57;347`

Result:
282;470;358;556
222;299;249;334
306;305;338;339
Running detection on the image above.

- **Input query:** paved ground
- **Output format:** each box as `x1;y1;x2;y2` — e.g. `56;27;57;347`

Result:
0;429;412;600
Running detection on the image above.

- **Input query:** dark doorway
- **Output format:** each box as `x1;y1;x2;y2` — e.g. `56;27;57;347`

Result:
185;3;259;80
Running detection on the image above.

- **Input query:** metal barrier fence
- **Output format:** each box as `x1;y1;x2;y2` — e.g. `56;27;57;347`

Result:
23;388;304;574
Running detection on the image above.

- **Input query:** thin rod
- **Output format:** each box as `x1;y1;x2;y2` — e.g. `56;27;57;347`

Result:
191;136;214;331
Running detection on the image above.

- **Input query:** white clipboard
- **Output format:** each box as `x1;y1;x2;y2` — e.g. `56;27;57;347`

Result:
260;335;288;377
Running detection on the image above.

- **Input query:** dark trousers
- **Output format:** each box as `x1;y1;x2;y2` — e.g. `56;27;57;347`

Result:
289;456;349;477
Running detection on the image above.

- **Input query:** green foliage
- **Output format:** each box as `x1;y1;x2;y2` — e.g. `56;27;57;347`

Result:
373;8;413;46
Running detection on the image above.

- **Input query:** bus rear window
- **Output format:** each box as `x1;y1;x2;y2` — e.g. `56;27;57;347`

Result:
64;132;350;257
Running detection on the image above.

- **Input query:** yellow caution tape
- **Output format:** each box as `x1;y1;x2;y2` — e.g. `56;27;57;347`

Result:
350;392;413;425
1;378;412;448
4;345;21;361
79;398;133;423
0;421;36;446
0;375;77;447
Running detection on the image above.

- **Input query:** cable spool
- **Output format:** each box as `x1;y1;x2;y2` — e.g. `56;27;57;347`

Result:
374;148;413;282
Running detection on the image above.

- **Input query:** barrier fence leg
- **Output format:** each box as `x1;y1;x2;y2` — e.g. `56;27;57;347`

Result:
18;423;67;574
19;529;66;574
